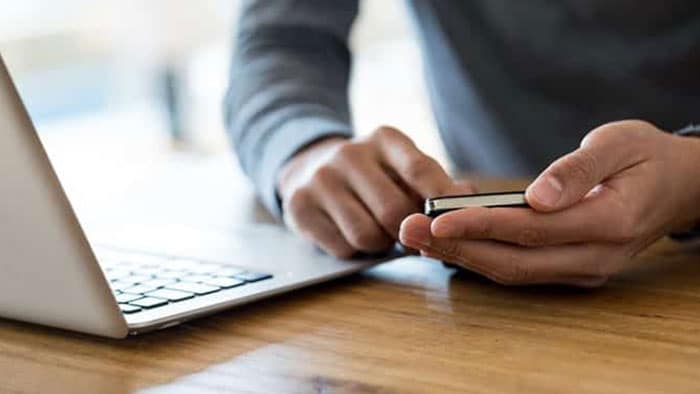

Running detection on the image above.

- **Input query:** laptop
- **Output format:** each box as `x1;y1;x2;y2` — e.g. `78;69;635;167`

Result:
0;54;386;338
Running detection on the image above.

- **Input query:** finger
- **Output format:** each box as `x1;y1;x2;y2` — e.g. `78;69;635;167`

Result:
401;215;616;286
399;213;435;251
445;180;479;195
431;188;629;246
315;178;394;252
294;206;356;258
334;154;420;238
526;122;648;212
374;127;471;198
421;240;614;286
284;187;356;258
389;170;477;202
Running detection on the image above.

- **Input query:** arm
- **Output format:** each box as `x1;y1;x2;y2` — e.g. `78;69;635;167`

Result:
226;0;474;257
225;0;358;217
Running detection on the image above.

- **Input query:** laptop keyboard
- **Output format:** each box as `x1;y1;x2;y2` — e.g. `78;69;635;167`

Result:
95;248;273;315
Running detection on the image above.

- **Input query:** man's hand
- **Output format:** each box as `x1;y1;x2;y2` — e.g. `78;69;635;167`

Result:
400;120;700;287
278;126;475;258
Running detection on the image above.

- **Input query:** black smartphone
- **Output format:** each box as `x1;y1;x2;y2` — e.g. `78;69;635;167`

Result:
425;191;528;218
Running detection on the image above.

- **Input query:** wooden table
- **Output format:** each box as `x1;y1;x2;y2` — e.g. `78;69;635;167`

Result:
2;156;700;394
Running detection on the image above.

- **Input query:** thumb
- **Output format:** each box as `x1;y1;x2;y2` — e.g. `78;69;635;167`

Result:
525;128;639;212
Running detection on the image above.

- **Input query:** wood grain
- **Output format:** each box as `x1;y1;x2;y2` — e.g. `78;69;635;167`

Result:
3;178;700;394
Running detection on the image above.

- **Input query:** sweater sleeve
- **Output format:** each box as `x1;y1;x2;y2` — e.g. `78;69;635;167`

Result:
224;0;359;218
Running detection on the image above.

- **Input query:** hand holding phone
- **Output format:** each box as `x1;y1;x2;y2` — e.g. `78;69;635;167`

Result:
425;191;528;218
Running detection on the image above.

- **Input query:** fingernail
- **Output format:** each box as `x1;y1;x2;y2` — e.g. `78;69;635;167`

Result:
399;220;432;247
530;175;563;208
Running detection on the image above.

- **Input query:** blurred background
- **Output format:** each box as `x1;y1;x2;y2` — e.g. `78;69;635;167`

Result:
0;0;447;229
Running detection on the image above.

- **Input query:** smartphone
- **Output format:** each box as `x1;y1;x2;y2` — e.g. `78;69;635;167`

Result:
425;191;528;218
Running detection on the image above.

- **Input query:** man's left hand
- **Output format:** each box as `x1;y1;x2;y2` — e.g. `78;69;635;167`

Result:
399;120;700;287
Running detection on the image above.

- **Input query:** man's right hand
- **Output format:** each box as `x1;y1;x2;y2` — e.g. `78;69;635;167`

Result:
277;126;475;258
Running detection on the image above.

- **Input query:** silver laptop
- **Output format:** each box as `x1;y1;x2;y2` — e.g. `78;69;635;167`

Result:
0;54;385;338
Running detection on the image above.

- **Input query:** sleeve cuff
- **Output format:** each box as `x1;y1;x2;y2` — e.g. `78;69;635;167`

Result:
253;117;352;219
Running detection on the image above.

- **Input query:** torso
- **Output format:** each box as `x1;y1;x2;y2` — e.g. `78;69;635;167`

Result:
406;0;700;175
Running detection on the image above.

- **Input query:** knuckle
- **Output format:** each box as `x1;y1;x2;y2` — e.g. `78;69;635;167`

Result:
310;165;337;187
586;121;623;142
571;248;612;280
583;120;654;148
496;253;530;285
516;227;546;247
286;187;313;216
328;244;356;259
593;264;615;282
468;207;492;238
473;219;492;239
610;119;656;135
373;125;404;141
602;190;641;243
589;255;618;280
611;203;644;243
437;241;463;260
346;223;382;251
334;142;366;163
512;263;531;285
558;149;598;186
614;213;640;243
576;275;609;288
376;202;412;230
404;155;437;180
586;122;619;141
458;182;479;194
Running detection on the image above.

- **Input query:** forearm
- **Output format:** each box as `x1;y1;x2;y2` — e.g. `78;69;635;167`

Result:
225;0;358;217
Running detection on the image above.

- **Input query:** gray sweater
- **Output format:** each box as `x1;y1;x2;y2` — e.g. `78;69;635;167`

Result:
225;0;700;217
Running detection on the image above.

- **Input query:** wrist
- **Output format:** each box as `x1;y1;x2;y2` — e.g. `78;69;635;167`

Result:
687;137;700;226
670;132;700;232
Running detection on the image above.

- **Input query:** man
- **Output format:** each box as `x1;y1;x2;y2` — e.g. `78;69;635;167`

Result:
225;1;700;287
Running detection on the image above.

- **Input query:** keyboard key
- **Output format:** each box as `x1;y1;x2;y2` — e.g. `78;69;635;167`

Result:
183;274;217;283
235;271;273;283
166;282;220;295
203;277;245;289
116;293;143;303
119;303;142;314
125;274;153;284
123;284;160;295
110;281;134;292
216;267;246;277
130;297;168;309
106;269;132;281
141;278;175;288
135;267;164;276
157;271;186;279
146;288;195;302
